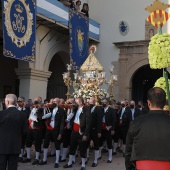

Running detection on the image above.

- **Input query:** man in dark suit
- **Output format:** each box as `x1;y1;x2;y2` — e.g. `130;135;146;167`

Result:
63;97;92;170
129;100;141;120
99;98;116;163
125;87;170;170
0;94;28;170
88;97;102;167
39;98;65;168
17;96;30;162
137;100;148;115
117;100;132;156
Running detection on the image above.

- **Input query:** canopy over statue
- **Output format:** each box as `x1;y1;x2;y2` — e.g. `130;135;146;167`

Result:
80;45;104;72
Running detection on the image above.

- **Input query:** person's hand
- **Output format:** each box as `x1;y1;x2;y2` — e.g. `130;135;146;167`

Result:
82;135;87;141
98;133;101;138
57;134;62;140
111;131;115;135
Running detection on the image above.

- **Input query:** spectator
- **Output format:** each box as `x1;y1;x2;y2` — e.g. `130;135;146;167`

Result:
75;0;81;11
68;0;75;9
0;94;28;170
125;87;170;170
81;3;89;17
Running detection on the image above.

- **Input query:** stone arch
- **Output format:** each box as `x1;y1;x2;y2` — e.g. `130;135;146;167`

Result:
43;43;69;71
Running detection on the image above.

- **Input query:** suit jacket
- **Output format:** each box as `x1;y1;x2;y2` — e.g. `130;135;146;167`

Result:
0;107;28;154
70;106;92;136
125;110;170;170
90;106;102;133
117;107;132;127
140;107;148;115
102;107;116;130
46;107;65;135
130;108;141;121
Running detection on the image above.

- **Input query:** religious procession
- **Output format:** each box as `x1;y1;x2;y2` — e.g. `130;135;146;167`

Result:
1;0;170;170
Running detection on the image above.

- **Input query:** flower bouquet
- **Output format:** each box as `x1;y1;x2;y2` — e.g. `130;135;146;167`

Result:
148;33;170;69
154;77;170;99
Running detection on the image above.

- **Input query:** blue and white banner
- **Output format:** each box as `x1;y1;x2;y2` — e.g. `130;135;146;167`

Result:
2;0;36;62
69;10;89;69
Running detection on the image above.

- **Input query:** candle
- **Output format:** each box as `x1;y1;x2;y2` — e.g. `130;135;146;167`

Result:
63;73;68;79
73;73;78;80
67;64;72;71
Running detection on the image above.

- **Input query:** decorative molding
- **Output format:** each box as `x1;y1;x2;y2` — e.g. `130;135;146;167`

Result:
15;68;52;81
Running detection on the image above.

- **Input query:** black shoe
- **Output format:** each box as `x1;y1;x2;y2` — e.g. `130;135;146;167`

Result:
18;157;23;162
63;164;72;168
60;159;66;162
32;159;39;165
54;163;59;168
91;162;97;167
22;158;31;163
112;152;117;155
39;160;47;165
48;153;56;157
97;157;102;160
107;160;112;163
80;167;86;170
23;153;27;158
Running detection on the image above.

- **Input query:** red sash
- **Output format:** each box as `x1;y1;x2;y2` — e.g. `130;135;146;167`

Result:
28;120;41;130
102;122;106;130
136;160;170;170
73;123;80;132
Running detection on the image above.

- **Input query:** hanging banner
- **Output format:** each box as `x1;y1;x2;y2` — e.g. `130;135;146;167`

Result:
69;10;89;70
2;0;36;62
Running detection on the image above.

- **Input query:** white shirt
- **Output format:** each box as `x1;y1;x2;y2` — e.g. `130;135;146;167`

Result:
131;108;135;120
74;107;83;124
120;108;125;119
8;105;16;108
50;107;58;128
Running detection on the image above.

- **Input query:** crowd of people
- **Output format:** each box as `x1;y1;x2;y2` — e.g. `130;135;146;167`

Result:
58;0;89;17
0;91;151;170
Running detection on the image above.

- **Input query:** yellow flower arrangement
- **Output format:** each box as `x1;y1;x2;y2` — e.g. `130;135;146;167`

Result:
154;77;170;99
148;33;170;69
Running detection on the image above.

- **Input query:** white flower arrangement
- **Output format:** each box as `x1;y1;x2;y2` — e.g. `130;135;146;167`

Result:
72;83;109;102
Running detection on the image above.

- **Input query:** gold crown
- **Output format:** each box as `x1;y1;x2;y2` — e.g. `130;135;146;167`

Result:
145;0;170;13
15;4;23;13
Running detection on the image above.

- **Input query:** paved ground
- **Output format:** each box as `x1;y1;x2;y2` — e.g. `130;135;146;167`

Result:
18;151;126;170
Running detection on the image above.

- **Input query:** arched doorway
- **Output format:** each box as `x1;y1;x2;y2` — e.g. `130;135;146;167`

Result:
132;65;163;103
47;52;69;100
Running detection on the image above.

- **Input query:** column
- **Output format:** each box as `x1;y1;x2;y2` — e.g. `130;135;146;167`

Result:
15;68;51;101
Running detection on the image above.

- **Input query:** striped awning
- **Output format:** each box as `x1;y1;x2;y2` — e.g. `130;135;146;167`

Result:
37;0;100;41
